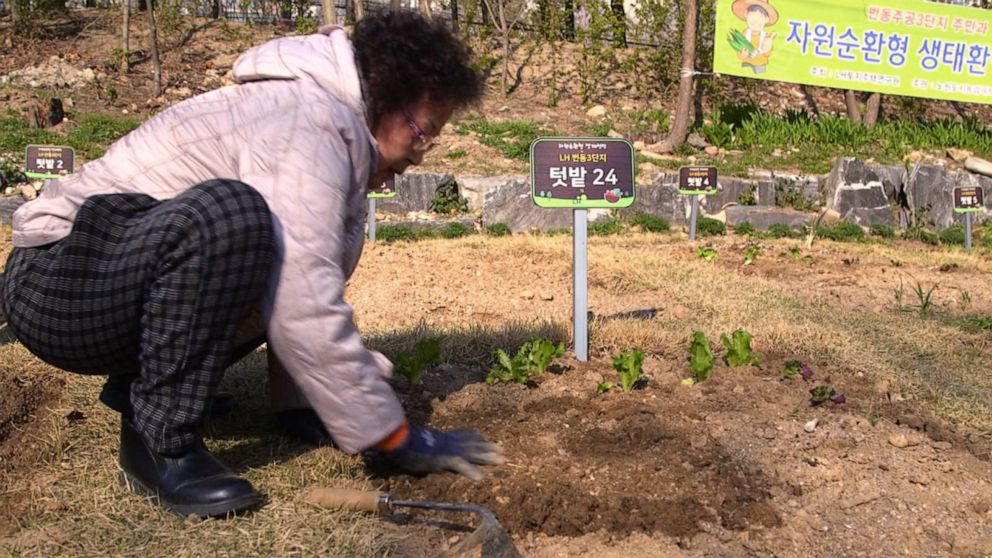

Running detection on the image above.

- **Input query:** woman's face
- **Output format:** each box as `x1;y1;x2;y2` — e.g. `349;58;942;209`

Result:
371;95;454;189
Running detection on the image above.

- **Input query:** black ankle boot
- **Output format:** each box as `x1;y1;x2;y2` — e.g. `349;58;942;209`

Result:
119;418;262;517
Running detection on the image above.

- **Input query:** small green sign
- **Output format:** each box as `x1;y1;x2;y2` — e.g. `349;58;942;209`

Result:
530;138;635;209
678;166;719;195
25;145;74;179
368;178;397;199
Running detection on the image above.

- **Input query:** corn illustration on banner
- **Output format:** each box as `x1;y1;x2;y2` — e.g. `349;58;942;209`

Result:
713;0;992;105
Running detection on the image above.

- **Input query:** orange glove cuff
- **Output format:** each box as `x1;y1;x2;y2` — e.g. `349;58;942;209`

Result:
373;420;410;452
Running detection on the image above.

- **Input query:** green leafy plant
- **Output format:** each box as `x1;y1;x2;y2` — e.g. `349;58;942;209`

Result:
870;223;896;239
455;117;553;161
588;218;623;236
486;223;511;237
787;246;803;260
376;224;418;243
697;217;726;237
687;331;714;384
0;155;27;188
939;224;966;246
782;360;802;379
721;329;759;367
960;290;972;311
430;181;469;215
743;244;760;265
612;349;645;393
485;337;564;385
738;183;758;206
596;381;614;395
445;149;468;159
697;246;718;261
768;223;797;239
628;212;670;233
438;222;474;239
816;220;867;243
913;281;938;316
810;384;846;406
393;339;442;386
734;222;756;236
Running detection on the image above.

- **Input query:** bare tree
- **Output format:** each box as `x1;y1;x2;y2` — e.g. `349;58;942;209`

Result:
354;0;365;21
390;0;401;11
844;90;882;128
322;0;336;25
650;0;697;153
480;0;529;95
146;0;162;96
419;0;430;18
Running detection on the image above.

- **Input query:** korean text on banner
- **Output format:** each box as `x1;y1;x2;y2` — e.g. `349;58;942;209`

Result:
714;0;992;104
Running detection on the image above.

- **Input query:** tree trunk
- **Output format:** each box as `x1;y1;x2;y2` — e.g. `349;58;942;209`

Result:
844;90;862;124
322;0;336;25
146;0;162;96
210;0;222;19
650;0;697;153
610;0;626;47
354;0;365;21
122;0;131;73
346;0;355;23
500;0;509;94
418;0;430;19
390;0;401;11
450;0;458;32
864;92;881;128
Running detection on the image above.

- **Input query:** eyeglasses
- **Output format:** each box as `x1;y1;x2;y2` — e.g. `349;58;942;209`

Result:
403;108;438;153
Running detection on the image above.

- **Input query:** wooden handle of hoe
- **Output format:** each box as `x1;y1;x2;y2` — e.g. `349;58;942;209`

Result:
304;487;386;513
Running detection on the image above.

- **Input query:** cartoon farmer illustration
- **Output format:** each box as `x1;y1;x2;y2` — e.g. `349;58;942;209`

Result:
728;0;779;74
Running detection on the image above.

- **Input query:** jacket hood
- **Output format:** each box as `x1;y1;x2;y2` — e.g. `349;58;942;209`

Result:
232;27;368;126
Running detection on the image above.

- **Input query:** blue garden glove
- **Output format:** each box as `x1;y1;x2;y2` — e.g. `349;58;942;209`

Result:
388;424;505;481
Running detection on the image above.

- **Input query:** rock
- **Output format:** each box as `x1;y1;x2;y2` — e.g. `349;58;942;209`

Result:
457;175;514;212
19;184;37;201
539;293;554;301
0;195;27;226
639;150;668;162
687;133;709;150
521;291;535;300
704;146;719;156
698;177;775;210
904;150;926;163
586;105;607;117
887;433;920;448
804;419;818;433
724;206;812;230
481;177;601;233
607;129;624;139
375;173;457;215
772;148;783;157
617;176;688;225
964;156;992;177
947;148;972;162
908;164;992;229
633;140;646;150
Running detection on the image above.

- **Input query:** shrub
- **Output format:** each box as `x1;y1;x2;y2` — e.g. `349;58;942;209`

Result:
734;222;756;236
376;224;417;242
767;223;796;238
430;181;469;215
628;212;670;233
869;223;896;239
589;218;623;236
904;227;939;246
438;222;474;239
486;223;511;237
939;224;966;246
697;217;726;236
817;220;866;242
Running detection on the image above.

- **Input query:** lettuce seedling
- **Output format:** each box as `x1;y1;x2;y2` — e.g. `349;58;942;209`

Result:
523;337;565;376
721;329;759;367
782;360;802;379
689;331;714;383
596;381;614;395
485;348;531;385
809;384;846;406
743;245;760;265
394;338;441;385
697;247;718;261
612;349;645;392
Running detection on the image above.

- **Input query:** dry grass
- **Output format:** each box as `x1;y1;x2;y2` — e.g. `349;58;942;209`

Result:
3;226;992;555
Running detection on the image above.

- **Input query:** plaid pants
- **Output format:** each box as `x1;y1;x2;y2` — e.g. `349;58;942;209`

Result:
0;180;273;454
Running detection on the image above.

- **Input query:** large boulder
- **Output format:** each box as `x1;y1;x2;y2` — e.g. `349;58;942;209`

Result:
825;157;907;204
481;177;570;232
374;172;456;215
457;175;513;211
724;206;812;230
907;165;992;229
619;175;688;225
699;177;776;211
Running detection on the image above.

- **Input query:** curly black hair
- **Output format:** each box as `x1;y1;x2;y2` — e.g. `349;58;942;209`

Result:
352;11;482;124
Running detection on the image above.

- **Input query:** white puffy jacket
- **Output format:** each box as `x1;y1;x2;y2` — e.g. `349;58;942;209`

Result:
11;27;405;453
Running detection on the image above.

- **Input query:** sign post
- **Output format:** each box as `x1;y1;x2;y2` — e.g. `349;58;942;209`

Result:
953;186;984;252
530;138;635;362
367;178;398;242
25;145;74;179
678;166;719;240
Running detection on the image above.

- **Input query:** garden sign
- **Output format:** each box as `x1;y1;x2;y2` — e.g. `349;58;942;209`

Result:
366;178;398;242
530;138;635;361
678;166;719;241
25;145;74;179
953;185;985;251
714;0;992;105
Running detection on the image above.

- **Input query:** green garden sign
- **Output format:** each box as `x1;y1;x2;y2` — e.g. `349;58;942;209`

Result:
679;166;719;240
366;178;398;242
953;185;985;251
25;145;75;179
